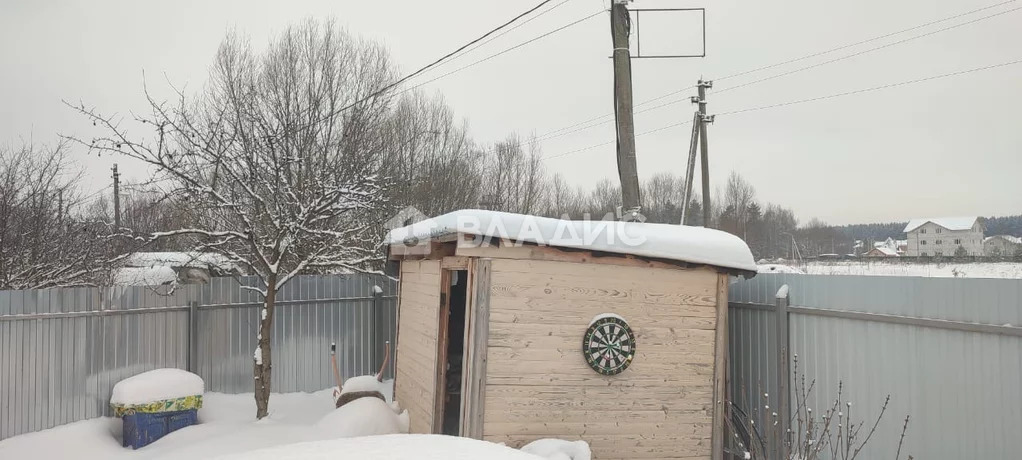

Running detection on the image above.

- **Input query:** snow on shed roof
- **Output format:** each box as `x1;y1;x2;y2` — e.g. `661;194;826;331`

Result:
386;209;757;273
903;217;978;233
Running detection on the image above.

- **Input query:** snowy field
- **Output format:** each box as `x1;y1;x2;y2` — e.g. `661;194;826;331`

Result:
759;261;1022;278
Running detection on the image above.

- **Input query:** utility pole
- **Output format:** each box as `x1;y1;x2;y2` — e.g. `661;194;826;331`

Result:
111;164;121;230
679;111;701;225
680;80;715;227
696;80;713;227
609;1;641;216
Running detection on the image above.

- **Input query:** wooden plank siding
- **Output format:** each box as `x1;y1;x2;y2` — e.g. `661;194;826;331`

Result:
394;259;442;434
481;258;720;460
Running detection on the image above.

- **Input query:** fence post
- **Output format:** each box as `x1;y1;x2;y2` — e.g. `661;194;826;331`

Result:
775;285;791;460
188;301;198;374
372;283;381;377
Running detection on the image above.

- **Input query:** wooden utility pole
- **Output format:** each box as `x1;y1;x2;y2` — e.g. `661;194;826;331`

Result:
111;163;121;229
610;1;641;214
697;79;713;227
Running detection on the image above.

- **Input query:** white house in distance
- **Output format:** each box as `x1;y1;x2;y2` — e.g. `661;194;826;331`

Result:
984;235;1022;256
903;217;984;257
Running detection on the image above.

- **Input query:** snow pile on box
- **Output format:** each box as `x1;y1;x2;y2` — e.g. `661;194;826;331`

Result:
386;209;757;273
213;434;543;460
521;438;592;460
110;369;204;406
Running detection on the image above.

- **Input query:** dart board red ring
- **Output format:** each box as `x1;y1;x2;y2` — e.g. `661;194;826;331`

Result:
582;316;636;376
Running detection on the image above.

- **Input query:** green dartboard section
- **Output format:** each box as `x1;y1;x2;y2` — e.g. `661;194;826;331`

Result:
582;316;636;375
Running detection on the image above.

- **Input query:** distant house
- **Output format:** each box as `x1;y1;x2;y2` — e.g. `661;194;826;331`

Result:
866;247;899;257
984;235;1022;256
872;237;908;256
903;217;984;257
112;252;241;286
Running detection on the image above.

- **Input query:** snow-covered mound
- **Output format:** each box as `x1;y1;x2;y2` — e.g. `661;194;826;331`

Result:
110;369;204;405
520;438;592;460
213;434;543;460
316;397;409;437
320;374;408;437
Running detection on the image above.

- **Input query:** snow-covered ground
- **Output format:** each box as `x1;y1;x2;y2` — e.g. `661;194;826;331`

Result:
759;261;1022;278
216;434;542;460
0;388;372;459
0;380;583;460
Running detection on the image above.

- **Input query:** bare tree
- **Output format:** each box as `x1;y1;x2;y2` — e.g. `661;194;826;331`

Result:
382;91;482;216
723;171;757;239
481;133;548;215
641;172;684;224
68;20;393;419
0;141;115;289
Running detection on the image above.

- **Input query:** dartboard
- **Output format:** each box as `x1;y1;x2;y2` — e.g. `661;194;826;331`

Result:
582;315;636;375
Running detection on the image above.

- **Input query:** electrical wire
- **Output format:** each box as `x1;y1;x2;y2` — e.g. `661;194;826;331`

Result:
541;58;1022;161
393;9;606;98
715;58;1022;117
385;0;556;92
714;0;1017;82
310;0;558;123
404;0;575;79
531;0;1018;142
711;5;1022;96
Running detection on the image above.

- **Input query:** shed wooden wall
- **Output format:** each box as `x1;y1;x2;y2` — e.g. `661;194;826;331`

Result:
482;258;720;460
394;259;442;434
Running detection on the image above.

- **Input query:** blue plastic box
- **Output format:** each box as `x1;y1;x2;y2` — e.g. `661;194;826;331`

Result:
121;409;198;449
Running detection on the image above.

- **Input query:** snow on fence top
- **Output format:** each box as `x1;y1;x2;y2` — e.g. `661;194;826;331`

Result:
110;369;204;405
903;216;978;233
386;209;757;273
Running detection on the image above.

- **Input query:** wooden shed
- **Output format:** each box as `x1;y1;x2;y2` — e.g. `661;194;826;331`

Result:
386;210;756;459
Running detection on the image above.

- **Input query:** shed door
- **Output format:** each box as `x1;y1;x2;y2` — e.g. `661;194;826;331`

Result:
393;259;443;434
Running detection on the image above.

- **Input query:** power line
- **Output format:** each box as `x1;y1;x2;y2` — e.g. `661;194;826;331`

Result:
542;58;1022;161
312;0;558;122
715;58;1022;117
530;0;1018;141
405;0;574;80
711;5;1022;96
714;0;1017;82
385;0;556;92
394;9;605;97
539;119;699;160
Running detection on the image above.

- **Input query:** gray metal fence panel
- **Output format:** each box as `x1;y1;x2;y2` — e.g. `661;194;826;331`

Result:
0;274;398;441
728;273;1022;460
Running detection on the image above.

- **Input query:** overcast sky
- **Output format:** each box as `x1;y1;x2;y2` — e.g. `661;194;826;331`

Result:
1;0;1019;225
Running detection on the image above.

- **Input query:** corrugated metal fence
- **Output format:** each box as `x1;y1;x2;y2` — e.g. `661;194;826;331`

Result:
728;273;1022;459
0;274;397;441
